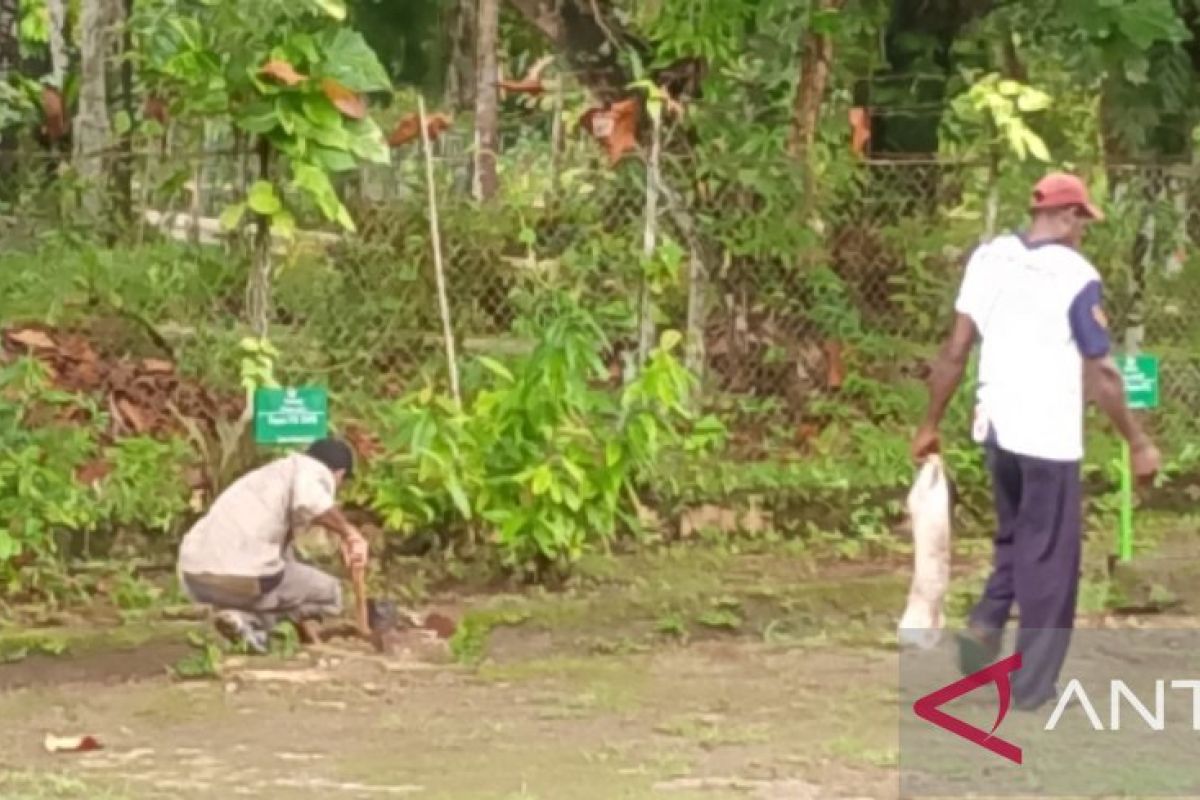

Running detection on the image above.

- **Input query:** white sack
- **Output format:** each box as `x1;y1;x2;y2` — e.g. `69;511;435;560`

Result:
898;454;951;649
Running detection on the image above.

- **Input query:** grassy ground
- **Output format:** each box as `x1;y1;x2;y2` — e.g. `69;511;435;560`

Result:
0;512;1197;800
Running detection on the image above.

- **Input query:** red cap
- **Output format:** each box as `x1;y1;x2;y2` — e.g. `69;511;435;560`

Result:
1030;172;1103;220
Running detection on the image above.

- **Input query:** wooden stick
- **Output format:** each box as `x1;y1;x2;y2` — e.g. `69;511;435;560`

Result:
350;562;369;637
418;95;462;409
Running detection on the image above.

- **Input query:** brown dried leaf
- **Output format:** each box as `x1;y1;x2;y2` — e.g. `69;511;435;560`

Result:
116;397;150;434
41;86;67;141
7;328;56;351
260;59;306;87
75;458;113;486
849;106;871;157
141;358;175;375
321;78;366;120
387;112;452;147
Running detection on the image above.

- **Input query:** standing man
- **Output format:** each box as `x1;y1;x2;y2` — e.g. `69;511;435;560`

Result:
911;172;1161;710
177;437;369;653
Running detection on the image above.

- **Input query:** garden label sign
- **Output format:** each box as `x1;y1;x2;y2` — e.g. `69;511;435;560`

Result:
254;387;328;445
1118;354;1160;410
1115;353;1159;563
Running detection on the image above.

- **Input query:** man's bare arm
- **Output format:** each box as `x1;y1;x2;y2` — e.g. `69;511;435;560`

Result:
920;314;977;430
1083;355;1149;448
314;506;358;541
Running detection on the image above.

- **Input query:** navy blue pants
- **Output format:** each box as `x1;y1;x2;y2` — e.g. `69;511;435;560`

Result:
970;445;1082;707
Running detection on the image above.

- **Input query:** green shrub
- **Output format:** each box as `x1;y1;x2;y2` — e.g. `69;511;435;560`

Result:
356;291;724;577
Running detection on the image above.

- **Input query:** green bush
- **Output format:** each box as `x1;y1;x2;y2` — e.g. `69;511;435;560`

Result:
355;291;724;577
0;357;192;598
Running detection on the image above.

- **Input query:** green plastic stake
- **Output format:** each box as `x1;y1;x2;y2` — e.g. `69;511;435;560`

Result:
1117;440;1133;563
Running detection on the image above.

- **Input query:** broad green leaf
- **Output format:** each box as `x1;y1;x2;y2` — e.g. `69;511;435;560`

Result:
334;200;357;233
235;101;279;134
292;164;340;220
316;29;391;93
1025;129;1051;162
1016;88;1051;113
997;79;1021;97
271;209;297;239
302;94;342;129
219;202;247;231
531;465;552;496
247;181;282;216
310;146;357;173
346;118;391;165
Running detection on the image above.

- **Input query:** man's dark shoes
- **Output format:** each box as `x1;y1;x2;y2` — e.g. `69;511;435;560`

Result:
956;625;1002;676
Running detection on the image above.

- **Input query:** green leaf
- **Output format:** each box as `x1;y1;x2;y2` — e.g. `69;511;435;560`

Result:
334;201;357;233
247;181;282;216
478;356;515;383
346;118;391;165
531;465;552;496
306;0;347;20
302;94;342;129
316;29;391;93
447;479;472;519
235;101;279;135
658;330;683;352
311;146;357;173
219;202;247;231
1016;89;1051;113
271;209;297;239
292;164;340;220
1025;129;1051;162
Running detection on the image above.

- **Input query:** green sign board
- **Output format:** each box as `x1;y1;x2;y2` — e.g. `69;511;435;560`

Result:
254;387;328;445
1117;354;1160;411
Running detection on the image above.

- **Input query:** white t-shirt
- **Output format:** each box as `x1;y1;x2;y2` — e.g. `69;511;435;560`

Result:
178;453;338;578
955;233;1111;462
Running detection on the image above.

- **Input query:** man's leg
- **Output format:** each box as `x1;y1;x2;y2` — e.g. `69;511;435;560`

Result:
960;446;1022;673
179;572;271;653
1010;455;1083;709
251;561;344;641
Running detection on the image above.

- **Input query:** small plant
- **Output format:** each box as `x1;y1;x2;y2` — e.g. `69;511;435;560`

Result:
171;632;224;680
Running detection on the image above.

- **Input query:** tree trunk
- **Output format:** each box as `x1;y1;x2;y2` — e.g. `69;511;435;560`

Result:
114;0;135;224
0;0;19;188
47;0;69;87
446;0;478;112
788;0;845;163
75;0;116;218
473;0;500;201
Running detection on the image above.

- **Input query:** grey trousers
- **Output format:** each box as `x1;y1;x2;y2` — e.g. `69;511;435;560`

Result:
180;558;343;631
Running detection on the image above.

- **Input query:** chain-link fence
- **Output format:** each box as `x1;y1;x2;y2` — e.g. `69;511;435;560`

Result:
3;138;1199;452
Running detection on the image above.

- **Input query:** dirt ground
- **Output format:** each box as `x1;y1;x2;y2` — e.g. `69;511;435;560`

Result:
0;520;1196;800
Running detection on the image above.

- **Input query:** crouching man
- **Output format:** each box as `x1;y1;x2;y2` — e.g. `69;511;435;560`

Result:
177;437;369;653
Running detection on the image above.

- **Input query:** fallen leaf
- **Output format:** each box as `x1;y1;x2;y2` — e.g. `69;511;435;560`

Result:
823;339;845;389
423;612;457;640
582;98;639;166
41;86;67;142
260;59;306;87
115;397;150;434
849;106;871;157
7;328;56;351
387;112;453;147
144;95;169;125
321;78;366;120
75;458;113;486
141;358;175;374
44;734;102;754
498;55;553;96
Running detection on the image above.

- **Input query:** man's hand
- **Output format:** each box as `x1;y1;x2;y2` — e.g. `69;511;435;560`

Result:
1131;438;1161;484
341;528;369;569
911;424;940;461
